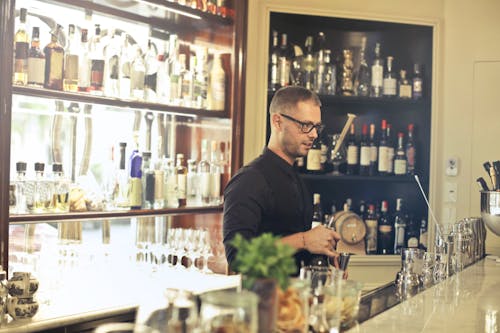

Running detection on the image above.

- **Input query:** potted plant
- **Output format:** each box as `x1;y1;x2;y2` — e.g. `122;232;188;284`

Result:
230;233;298;333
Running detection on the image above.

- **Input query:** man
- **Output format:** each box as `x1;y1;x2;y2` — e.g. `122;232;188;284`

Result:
223;86;340;273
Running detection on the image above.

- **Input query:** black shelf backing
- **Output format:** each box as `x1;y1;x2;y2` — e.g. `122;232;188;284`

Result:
300;174;419;183
13;85;228;118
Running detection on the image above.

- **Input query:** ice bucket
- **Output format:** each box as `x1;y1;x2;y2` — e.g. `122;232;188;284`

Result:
480;191;500;236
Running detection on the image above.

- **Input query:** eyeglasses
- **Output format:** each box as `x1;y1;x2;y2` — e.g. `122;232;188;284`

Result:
279;113;324;134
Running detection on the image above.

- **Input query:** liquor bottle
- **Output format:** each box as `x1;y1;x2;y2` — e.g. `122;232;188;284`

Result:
31;162;51;213
63;24;79;92
130;44;146;100
290;44;303;87
294;156;305;173
310;193;329;267
78;28;91;92
115;142;129;208
144;39;159;102
398;69;412;99
44;25;65;90
89;24;105;95
167;34;179;105
302;36;316;91
355;36;370;97
370;42;384;98
142;152;155;209
10;161;28;214
129;137;143;210
393;198;407;254
219;141;230;195
156;38;170;104
340;49;354;96
386;124;394;175
268;30;279;92
27;27;45;88
217;0;228;17
406;124;416;175
176;153;188;207
51;163;70;213
277;33;291;88
194;47;208;108
13;8;29;86
207;53;225;110
377;120;389;175
382;56;397;97
210;140;222;204
119;33;133;99
346;123;358;175
322;49;336;95
163;157;178;208
186;159;198;201
359;124;370;176
357;200;366;221
377;200;393;254
153;148;165;209
368;123;378;176
104;30;121;98
419;219;428;251
198;139;211;205
393;132;408;176
306;137;322;173
180;54;193;107
313;32;326;94
207;0;217;14
412;63;423;99
102;144;117;209
365;204;378;254
406;215;419;248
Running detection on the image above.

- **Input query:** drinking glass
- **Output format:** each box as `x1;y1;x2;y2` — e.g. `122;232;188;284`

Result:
421;252;437;289
199;229;213;274
323;269;345;333
329;134;346;175
173;228;187;269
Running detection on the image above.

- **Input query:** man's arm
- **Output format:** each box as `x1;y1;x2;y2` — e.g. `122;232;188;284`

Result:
281;225;341;258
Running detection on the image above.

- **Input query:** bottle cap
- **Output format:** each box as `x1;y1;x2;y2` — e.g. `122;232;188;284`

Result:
16;161;27;172
52;163;63;173
34;162;45;172
142;151;152;159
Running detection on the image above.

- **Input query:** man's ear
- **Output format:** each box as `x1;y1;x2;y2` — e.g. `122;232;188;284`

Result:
271;113;281;131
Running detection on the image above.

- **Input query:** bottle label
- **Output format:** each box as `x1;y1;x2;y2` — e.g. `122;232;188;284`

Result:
27;57;45;85
278;57;290;86
154;170;165;200
370;146;378;163
177;174;187;199
200;172;211;200
383;78;397;95
406;147;416;170
386;148;394;173
419;230;428;249
399;84;412;98
360;146;370;166
129;177;143;207
378;146;389;172
210;172;221;200
320;144;328;165
378;225;392;233
365;219;378;252
347;146;358;165
413;79;423;94
64;54;79;80
407;237;419;248
395;226;405;246
371;65;383;87
307;149;321;171
49;51;64;83
394;159;407;175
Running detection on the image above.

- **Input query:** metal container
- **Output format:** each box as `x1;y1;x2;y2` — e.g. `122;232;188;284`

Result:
480;191;500;236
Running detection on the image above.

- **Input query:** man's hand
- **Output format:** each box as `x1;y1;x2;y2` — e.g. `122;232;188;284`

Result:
303;225;340;258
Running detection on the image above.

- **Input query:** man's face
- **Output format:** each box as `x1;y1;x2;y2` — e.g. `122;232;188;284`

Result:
278;100;322;159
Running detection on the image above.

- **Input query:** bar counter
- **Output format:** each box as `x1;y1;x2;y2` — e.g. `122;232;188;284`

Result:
347;257;500;332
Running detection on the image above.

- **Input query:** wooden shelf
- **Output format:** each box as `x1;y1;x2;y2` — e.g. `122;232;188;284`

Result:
301;174;418;183
9;205;223;224
13;86;228;118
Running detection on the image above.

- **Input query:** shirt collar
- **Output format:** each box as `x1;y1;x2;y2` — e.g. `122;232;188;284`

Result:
262;147;296;178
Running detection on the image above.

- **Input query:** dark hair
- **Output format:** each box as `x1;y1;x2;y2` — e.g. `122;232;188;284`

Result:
269;86;321;115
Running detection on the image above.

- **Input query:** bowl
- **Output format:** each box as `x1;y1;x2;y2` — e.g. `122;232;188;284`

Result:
480;191;500;236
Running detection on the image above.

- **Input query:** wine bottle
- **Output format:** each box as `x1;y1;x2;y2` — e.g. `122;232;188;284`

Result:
393;198;407;254
368;123;378;176
306;137;322;173
406;124;416;175
13;8;29;86
44;25;64;90
412;63;423;99
386;124;394;175
78;28;91;92
398;69;412;99
346;123;358;175
359;124;370;176
370;42;383;98
382;56;397;97
268;30;279;92
277;33;291;88
302;35;315;90
365;204;378;254
27;27;45;88
394;132;408;176
406;215;419;249
89;24;105;95
377;119;389;175
310;193;328;267
377;200;393;254
419;219;428;251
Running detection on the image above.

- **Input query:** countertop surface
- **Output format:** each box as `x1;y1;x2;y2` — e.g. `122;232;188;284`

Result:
347;257;500;332
0;267;240;333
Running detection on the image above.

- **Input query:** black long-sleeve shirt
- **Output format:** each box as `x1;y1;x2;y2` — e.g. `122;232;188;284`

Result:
223;148;313;272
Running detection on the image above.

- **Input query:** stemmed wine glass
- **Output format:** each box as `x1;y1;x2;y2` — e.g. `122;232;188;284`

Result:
173;228;187;270
199;229;213;274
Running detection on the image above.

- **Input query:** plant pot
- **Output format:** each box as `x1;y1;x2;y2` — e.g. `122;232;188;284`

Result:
248;278;278;333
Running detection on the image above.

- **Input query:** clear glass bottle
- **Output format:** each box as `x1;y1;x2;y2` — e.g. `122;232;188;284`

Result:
89;24;105;95
163;157;178;208
170;54;182;106
393;198;407;254
412;63;423;99
340;49;354;96
394;132;408;176
119;33;133;99
187;159;198;202
130;44;146;100
313;31;326;94
167;34;179;105
268;30;279;92
153;151;165;209
27;27;45;87
179;53;193;107
277;33;291;88
176;153;188;207
210;141;222;204
322;49;336;95
301;35;315;90
370;42;384;98
207;53;226;111
142;152;155;209
13;8;29;86
78;28;91;92
44;25;65;90
365;204;378;254
382;56;397;97
398;69;412;99
63;24;79;92
355;36;370;97
104;29;121;98
51;163;70;213
31;162;51;213
406;123;416;175
194;47;208;109
156;38;170;105
10;161;28;214
198;139;211;205
115;142;130;208
144;39;158;102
